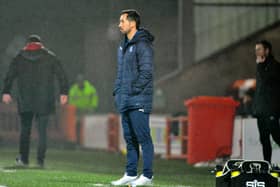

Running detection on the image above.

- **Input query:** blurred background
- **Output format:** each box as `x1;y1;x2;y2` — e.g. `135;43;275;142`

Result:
1;0;280;175
1;0;279;114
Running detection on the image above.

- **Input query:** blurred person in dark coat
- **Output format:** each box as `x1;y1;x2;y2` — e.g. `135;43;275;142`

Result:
2;34;69;167
253;40;280;163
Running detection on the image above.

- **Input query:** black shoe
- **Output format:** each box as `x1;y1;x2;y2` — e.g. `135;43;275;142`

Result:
15;156;28;167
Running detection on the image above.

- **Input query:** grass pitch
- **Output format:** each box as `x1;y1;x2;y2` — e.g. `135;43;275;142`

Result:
0;146;214;187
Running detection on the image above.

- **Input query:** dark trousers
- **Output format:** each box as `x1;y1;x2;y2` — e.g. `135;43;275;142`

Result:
257;116;280;163
121;109;154;179
19;112;49;164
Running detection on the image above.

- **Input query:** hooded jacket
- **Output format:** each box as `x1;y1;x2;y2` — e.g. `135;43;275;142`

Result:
114;29;154;113
2;42;69;114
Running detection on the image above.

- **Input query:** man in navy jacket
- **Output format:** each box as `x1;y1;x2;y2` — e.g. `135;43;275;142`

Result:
111;9;154;186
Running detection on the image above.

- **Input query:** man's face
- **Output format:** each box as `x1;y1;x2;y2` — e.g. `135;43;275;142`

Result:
255;44;268;57
119;14;134;34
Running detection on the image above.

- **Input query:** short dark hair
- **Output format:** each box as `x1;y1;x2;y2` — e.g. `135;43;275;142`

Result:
27;34;41;43
256;40;272;55
120;9;141;29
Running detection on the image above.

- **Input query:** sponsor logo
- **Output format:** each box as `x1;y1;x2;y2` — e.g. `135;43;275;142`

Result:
138;109;144;112
246;180;265;187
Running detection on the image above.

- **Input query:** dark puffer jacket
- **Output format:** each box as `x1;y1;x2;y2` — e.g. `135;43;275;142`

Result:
114;29;154;113
2;43;69;114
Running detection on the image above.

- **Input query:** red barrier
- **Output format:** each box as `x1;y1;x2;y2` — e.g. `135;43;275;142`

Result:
59;104;77;143
107;114;120;152
166;116;188;159
185;96;239;164
0;104;20;142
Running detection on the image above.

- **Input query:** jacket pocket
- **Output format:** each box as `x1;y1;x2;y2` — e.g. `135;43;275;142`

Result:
131;84;143;96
